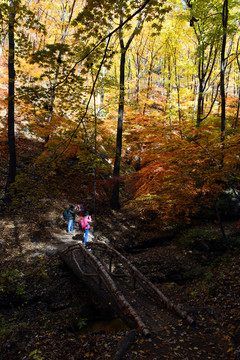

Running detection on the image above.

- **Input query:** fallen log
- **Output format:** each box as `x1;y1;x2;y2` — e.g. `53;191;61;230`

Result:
91;242;194;325
59;244;151;337
112;329;139;360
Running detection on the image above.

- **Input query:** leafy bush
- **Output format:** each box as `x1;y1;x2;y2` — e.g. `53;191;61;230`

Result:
177;227;224;251
0;268;26;298
0;315;28;344
195;189;240;221
228;236;240;250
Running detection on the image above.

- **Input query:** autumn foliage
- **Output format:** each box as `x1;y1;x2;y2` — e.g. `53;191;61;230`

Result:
0;0;239;226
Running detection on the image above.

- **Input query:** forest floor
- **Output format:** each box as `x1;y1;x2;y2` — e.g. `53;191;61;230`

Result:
1;205;240;360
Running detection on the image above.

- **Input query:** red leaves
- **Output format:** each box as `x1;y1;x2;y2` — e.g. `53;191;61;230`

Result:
124;120;240;227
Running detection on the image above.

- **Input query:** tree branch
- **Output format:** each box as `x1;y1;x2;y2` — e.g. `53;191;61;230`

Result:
53;0;152;89
51;35;111;161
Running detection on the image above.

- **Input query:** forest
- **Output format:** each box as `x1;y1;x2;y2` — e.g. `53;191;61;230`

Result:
0;0;240;359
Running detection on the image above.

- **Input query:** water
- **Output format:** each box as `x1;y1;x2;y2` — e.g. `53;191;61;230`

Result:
82;317;129;334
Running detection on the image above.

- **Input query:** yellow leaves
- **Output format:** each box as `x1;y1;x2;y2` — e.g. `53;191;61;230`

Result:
84;352;94;357
17;58;42;79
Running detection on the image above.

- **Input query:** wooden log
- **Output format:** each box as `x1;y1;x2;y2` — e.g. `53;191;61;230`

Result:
91;242;194;325
59;244;151;337
82;247;151;337
111;273;129;278
112;329;139;360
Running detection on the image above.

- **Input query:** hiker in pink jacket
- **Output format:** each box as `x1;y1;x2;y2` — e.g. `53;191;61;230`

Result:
79;211;92;244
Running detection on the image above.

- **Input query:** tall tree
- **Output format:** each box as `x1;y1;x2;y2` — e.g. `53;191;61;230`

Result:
111;0;169;209
111;14;144;210
185;0;221;127
5;0;17;200
234;35;240;129
220;0;228;141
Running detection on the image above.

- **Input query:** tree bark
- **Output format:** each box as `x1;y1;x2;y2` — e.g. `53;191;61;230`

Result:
215;201;228;244
197;57;204;127
0;27;7;58
173;50;182;126
5;0;16;201
220;0;228;141
233;36;240;129
111;48;126;210
166;55;172;126
111;16;143;210
234;86;240;129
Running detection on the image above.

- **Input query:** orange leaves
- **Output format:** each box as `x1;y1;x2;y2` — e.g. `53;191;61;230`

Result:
226;97;238;108
124;118;240;227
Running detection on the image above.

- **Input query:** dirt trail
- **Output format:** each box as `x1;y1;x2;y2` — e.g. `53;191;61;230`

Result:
52;228;236;360
0;213;239;359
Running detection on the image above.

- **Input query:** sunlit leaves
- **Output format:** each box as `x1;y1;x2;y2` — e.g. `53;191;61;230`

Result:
124;112;240;227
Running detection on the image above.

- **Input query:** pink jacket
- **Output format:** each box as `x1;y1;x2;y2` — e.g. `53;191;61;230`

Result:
80;215;92;229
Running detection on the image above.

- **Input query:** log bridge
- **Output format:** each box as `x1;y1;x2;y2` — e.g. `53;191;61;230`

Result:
59;241;194;337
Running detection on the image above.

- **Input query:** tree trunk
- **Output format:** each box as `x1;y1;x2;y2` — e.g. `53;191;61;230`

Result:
197;58;204;127
234;86;240;129
215;201;228;244
173;50;181;126
135;49;141;109
0;28;7;58
143;53;154;115
111;16;143;210
234;37;240;129
97;66;105;119
167;56;172;126
220;0;228;142
5;1;16;201
111;50;126;210
127;58;132;100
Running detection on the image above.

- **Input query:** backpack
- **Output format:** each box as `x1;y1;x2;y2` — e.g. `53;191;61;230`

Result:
79;218;85;229
63;209;68;220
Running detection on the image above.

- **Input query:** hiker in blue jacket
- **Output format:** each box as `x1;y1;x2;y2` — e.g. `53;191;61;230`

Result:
67;205;78;233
